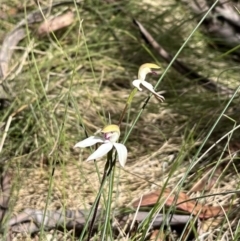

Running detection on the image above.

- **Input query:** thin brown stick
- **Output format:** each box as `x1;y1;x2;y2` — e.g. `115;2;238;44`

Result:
0;172;12;223
8;208;193;234
133;19;234;95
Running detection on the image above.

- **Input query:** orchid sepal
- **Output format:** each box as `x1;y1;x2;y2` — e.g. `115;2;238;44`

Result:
74;124;128;167
86;142;113;161
74;136;104;148
132;63;165;102
113;143;127;167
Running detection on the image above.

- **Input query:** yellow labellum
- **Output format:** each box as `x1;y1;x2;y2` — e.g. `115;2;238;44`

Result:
101;124;120;134
138;63;161;80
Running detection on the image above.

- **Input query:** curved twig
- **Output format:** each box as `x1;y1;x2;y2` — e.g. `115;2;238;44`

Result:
133;19;234;95
0;1;82;82
8;208;193;235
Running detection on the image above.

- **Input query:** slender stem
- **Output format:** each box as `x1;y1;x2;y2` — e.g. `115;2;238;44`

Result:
86;166;107;241
118;104;128;126
86;149;115;241
118;88;138;126
101;150;115;240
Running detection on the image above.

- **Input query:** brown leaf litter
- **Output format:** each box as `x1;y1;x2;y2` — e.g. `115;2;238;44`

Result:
132;188;228;219
38;11;75;36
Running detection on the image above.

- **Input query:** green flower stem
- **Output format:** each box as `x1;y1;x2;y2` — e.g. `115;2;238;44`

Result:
124;0;220;148
118;88;138;126
81;174;106;241
85;149;115;241
101;150;115;240
123;96;150;144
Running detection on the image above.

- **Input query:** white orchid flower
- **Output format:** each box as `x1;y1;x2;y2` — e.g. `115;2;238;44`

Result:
132;63;165;102
74;124;127;167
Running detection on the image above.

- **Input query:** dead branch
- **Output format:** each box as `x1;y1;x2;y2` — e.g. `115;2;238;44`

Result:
133;19;234;95
8;208;193;235
0;172;12;223
0;1;81;82
182;0;240;52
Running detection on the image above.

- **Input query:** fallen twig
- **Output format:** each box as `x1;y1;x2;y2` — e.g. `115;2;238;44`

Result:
8;208;193;235
0;171;12;224
182;0;240;50
133;19;234;95
0;1;81;82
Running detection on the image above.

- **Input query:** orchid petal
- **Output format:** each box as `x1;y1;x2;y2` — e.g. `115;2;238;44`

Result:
113;143;128;167
141;81;165;102
141;80;154;90
87;142;113;161
74;136;104;148
153;92;165;102
132;79;143;91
